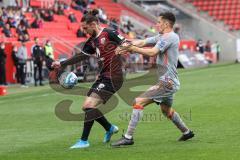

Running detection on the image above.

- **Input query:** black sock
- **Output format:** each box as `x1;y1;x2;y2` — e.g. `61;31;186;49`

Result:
80;108;112;141
81;109;95;141
87;108;111;131
91;109;112;131
95;114;112;131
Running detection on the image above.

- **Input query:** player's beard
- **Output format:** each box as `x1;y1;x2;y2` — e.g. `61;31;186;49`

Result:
91;30;97;38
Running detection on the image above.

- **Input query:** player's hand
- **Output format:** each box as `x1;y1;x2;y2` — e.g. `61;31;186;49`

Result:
115;47;128;55
119;41;133;50
51;61;61;69
49;68;60;84
116;41;133;55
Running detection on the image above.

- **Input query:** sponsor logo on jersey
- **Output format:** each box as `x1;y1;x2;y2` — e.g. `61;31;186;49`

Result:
159;40;166;49
97;83;105;91
100;38;106;45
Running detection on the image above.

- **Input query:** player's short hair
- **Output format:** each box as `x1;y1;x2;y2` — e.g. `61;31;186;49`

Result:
81;9;99;24
159;12;176;27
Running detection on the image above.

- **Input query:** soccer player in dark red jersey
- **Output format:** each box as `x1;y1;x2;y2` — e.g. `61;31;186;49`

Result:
52;9;125;149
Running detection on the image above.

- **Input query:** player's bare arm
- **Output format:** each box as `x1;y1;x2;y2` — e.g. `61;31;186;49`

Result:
128;46;159;57
115;39;146;55
116;38;159;56
131;39;147;47
116;43;159;57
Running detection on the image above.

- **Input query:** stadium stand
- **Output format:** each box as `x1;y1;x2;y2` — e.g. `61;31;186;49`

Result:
185;0;240;31
1;0;154;84
0;0;141;55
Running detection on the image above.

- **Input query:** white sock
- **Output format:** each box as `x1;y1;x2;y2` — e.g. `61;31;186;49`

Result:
171;111;190;134
183;130;190;135
124;134;132;139
125;109;143;138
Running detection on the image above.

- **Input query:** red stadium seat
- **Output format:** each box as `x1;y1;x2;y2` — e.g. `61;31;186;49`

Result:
186;0;240;31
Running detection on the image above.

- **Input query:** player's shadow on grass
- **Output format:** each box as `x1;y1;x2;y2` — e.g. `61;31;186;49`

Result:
52;84;119;121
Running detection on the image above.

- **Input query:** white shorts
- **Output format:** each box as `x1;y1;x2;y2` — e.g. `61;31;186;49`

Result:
139;80;178;107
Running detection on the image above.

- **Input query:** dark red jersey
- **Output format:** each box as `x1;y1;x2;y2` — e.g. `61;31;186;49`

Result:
83;28;125;78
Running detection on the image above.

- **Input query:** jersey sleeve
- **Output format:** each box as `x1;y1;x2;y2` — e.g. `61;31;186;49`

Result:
60;39;96;67
107;29;125;45
145;34;160;45
154;36;172;53
82;38;96;55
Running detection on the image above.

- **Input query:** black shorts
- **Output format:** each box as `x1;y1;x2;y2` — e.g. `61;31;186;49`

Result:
87;76;123;104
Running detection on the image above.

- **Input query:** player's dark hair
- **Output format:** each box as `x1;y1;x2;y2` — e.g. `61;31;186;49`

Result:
159;12;176;27
81;9;99;24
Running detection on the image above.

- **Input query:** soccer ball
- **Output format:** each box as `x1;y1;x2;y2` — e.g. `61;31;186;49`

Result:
58;72;78;89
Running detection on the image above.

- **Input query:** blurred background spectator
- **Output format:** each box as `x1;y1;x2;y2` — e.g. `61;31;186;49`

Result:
44;40;54;60
32;37;44;86
211;41;221;61
31;14;43;28
11;45;20;83
109;18;118;30
77;26;87;37
2;23;12;37
98;7;108;23
44;40;54;70
40;10;54;22
68;12;77;23
71;0;87;13
196;39;205;54
205;40;211;52
0;42;7;85
17;41;28;87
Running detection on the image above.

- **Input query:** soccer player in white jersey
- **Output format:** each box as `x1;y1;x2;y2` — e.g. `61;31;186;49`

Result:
112;12;194;147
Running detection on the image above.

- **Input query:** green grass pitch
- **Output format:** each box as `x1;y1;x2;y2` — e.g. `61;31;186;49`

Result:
0;63;240;160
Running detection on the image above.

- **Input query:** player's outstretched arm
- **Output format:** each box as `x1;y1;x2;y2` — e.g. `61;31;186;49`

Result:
51;53;88;69
116;43;159;57
129;46;159;57
115;37;156;55
131;39;147;48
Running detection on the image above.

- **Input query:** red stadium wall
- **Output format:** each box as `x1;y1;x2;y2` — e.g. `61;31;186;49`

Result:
5;43;15;83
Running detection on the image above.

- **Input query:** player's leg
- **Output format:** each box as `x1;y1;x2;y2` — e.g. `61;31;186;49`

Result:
111;97;154;147
19;64;25;85
38;62;43;86
112;82;166;147
83;93;118;142
71;76;123;149
70;94;104;149
0;63;3;84
33;63;37;86
160;102;194;141
93;77;124;142
81;93;103;140
125;97;153;139
70;93;118;149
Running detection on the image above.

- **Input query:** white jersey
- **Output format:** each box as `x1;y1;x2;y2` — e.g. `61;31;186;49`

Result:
145;31;180;89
